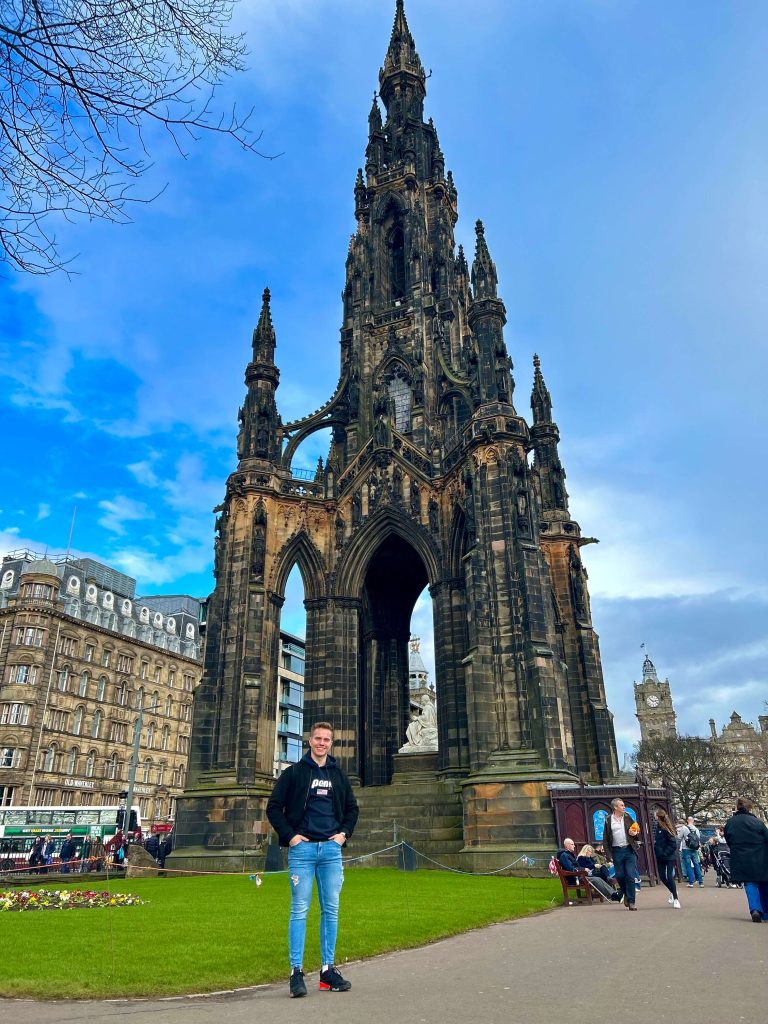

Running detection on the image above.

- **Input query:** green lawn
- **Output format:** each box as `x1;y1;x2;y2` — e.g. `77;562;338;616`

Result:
0;868;560;999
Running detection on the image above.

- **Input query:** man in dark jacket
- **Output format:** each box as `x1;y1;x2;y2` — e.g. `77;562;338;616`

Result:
59;833;77;873
724;797;768;923
600;798;641;910
267;721;359;999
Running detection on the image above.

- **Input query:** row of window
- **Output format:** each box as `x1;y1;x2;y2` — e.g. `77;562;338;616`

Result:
12;631;197;687
32;744;185;787
0;703;190;752
5;666;193;718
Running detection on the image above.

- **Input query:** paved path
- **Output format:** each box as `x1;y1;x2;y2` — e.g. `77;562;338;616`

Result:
3;881;766;1024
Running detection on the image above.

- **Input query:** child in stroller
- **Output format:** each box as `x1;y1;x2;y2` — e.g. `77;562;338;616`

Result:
711;843;735;888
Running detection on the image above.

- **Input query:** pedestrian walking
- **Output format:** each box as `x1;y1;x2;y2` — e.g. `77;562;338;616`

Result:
600;798;641;911
654;809;681;908
724;797;768;923
266;721;359;997
59;833;76;873
678;817;704;887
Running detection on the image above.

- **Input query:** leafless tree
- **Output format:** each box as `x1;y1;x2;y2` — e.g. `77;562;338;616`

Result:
1;0;274;274
634;734;751;820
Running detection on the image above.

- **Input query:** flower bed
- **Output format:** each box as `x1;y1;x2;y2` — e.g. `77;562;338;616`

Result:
1;888;146;912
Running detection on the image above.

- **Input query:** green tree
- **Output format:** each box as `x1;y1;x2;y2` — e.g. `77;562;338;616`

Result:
1;0;273;274
634;734;750;820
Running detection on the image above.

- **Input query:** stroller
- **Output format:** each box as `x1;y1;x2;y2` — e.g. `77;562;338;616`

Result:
711;843;733;888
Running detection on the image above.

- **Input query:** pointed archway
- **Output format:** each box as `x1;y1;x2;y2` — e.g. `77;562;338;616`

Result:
359;533;428;785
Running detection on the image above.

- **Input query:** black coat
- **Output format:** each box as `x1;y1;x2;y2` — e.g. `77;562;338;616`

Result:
654;825;678;862
724;809;768;882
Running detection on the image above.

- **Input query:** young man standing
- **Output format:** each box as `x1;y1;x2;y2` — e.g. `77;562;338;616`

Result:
266;721;359;998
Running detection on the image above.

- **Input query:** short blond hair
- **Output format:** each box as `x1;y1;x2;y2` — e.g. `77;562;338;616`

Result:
309;721;334;738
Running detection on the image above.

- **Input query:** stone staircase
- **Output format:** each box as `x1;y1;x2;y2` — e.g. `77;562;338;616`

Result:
349;771;465;870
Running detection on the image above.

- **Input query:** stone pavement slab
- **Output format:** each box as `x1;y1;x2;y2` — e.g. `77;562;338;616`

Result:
3;881;765;1024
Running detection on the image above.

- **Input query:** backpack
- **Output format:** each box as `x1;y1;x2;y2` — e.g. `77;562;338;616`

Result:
548;855;559;874
685;828;700;850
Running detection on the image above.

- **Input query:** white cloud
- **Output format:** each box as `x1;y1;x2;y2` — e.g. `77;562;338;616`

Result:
97;496;153;537
571;481;733;601
37;503;51;521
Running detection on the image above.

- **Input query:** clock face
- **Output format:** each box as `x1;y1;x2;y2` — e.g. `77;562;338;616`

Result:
646;695;660;708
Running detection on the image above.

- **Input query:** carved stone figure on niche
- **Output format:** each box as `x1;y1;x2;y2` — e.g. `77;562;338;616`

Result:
428;497;439;534
569;546;590;622
252;529;266;577
412;365;424;406
392;465;403;504
496;356;511;401
432;312;445;346
256;416;269;453
399;694;438;753
335;515;345;550
351;491;362;527
375;412;389;447
410;483;421;519
368;471;379;508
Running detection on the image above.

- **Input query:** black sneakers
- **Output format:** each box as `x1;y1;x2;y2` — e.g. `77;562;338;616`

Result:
289;968;307;998
319;966;352;992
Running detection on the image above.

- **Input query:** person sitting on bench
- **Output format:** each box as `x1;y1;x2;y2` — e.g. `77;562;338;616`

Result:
578;843;619;893
557;838;617;900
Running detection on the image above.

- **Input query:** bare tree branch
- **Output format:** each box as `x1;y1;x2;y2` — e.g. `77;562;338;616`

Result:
634;734;752;820
1;0;278;273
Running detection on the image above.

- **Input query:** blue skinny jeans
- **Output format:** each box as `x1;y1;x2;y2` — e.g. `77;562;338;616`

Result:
287;840;344;969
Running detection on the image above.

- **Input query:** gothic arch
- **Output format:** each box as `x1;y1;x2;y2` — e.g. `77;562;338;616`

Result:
372;189;407;224
375;354;413;387
335;504;440;597
270;528;326;602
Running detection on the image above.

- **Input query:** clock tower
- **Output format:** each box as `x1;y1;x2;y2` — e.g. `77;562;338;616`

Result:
634;655;676;741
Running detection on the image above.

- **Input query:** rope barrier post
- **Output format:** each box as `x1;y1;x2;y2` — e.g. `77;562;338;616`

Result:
397;841;418;872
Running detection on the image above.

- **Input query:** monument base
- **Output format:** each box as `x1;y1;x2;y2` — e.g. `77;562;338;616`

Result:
168;772;273;873
459;749;579;873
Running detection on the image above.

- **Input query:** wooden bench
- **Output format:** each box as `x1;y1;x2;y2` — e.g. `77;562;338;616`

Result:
553;859;611;906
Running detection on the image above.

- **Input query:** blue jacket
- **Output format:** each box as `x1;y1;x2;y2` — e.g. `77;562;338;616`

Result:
557;849;580;876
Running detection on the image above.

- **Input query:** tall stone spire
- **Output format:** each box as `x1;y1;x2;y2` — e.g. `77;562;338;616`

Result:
238;287;280;463
467;220;512;404
531;353;552;425
471;220;498;301
252;287;276;364
529;354;567;513
380;0;425;91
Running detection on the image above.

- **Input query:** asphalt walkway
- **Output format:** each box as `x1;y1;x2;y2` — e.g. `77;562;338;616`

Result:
3;880;765;1024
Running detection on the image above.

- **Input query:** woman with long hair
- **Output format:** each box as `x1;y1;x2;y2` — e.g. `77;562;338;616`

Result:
654;808;681;908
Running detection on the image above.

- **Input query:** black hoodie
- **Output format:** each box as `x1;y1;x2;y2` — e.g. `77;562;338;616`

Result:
266;752;359;847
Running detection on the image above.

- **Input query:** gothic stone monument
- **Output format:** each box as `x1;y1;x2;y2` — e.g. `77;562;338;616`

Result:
173;0;619;871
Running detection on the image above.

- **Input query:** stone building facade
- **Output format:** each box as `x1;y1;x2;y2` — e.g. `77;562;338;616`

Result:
0;551;203;826
175;0;618;870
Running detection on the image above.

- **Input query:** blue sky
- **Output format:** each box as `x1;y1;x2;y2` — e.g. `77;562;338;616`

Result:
1;0;766;761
